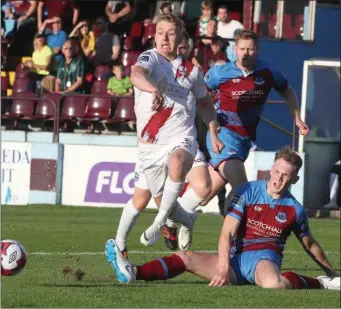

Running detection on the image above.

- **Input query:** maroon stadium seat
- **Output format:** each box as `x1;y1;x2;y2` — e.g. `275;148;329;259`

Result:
283;14;295;39
84;95;113;120
4;92;36;118
34;92;62;119
121;51;139;76
15;63;31;78
229;11;241;21
61;95;87;120
111;96;136;122
91;80;108;94
142;23;156;46
93;65;112;81
294;14;304;38
130;21;143;38
1;76;9;94
13;77;34;94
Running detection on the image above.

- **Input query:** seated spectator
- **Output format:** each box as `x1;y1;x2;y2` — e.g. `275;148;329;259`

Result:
105;0;132;36
107;61;133;96
69;20;95;58
324;160;341;209
195;18;218;47
217;4;244;39
55;40;84;93
1;0;37;38
148;2;172;24
23;32;55;77
197;0;214;37
40;16;68;63
37;0;79;34
192;36;227;74
93;16;120;66
152;1;186;21
217;4;244;61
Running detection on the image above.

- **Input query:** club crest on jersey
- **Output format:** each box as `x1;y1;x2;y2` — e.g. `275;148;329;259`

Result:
275;212;287;223
254;76;265;85
232;78;241;83
254;206;263;212
175;65;187;80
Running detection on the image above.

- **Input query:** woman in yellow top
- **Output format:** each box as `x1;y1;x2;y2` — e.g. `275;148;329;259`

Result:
69;20;95;58
23;33;55;76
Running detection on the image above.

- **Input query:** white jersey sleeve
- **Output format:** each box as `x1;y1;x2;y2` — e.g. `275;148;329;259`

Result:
133;50;159;73
191;69;208;100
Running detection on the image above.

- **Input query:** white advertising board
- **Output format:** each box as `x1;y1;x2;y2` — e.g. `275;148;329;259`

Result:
62;145;305;212
1;142;31;205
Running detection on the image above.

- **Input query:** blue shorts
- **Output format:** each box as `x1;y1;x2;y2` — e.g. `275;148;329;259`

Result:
230;249;282;285
206;127;251;169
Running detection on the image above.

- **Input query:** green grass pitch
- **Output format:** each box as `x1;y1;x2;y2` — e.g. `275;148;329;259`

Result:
1;205;340;308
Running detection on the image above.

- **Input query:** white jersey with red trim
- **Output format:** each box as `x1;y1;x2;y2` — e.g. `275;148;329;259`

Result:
133;48;207;145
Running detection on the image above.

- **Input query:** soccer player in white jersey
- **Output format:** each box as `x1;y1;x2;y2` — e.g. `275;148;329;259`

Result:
113;30;214;256
130;14;224;246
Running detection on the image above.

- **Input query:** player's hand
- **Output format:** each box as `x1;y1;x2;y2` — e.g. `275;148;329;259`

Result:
109;13;119;23
210;136;224;154
151;89;164;111
209;271;230;287
296;118;309;136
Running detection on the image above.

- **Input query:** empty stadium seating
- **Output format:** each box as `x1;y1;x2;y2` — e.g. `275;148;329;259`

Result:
33;92;62;120
91;80;108;94
112;96;136;122
93;65;112;81
84;95;113;120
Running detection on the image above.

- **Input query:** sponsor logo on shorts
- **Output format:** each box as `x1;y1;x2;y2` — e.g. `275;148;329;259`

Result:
228;150;237;155
134;171;140;182
275;212;287;223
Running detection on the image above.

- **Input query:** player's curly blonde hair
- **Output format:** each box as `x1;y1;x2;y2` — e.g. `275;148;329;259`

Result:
274;146;303;173
156;13;183;31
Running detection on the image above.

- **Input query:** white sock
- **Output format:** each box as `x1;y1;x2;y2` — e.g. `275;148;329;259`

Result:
330;173;339;203
115;201;140;251
178;188;205;213
168;202;194;228
155;177;184;224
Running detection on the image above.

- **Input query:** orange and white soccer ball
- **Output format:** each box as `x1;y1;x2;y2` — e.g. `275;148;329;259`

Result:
1;240;27;276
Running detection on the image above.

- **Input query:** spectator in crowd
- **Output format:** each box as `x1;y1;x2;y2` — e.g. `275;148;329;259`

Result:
152;1;186;21
93;16;120;66
23;32;55;77
105;0;132;36
69;20;95;58
195;18;218;47
151;2;172;23
192;36;227;74
324;159;341;209
107;61;133;96
1;0;37;38
37;0;79;34
217;4;244;39
197;0;214;37
40;16;68;63
55;39;84;93
217;4;244;61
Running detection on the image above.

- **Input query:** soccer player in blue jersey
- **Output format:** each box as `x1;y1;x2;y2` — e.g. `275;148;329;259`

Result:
105;147;340;290
165;29;311;248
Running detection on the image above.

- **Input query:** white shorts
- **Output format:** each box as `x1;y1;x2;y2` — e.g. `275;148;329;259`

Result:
137;135;199;197
135;145;206;194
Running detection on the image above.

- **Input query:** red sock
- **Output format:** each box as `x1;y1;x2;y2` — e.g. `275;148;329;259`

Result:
136;254;186;281
282;272;321;289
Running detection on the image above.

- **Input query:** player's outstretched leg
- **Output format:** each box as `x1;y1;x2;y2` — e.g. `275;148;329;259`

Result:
105;239;136;283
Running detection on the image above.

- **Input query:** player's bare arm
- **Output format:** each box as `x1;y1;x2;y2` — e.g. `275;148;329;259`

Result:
277;86;310;136
130;65;164;111
197;94;224;154
209;215;240;287
298;233;338;277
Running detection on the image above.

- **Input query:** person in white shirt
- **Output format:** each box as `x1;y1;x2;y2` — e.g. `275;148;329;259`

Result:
130;14;223;247
217;5;244;39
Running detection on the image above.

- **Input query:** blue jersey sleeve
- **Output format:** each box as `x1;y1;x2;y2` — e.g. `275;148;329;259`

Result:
293;206;311;239
226;183;249;221
204;66;220;90
268;65;288;92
